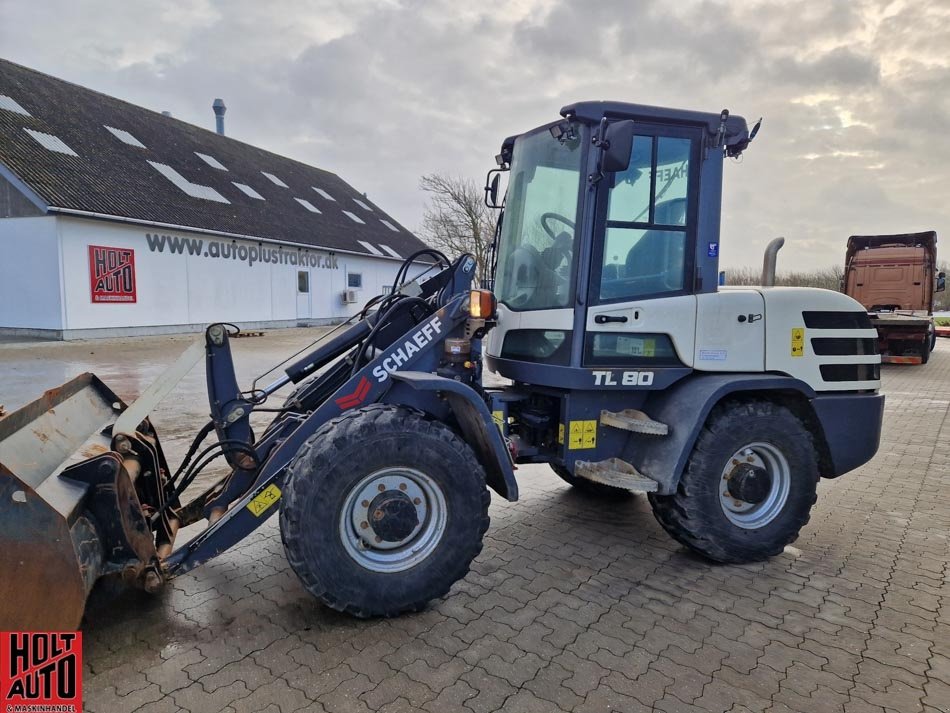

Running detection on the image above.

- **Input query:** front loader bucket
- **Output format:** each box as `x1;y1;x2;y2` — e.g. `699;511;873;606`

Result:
0;374;125;630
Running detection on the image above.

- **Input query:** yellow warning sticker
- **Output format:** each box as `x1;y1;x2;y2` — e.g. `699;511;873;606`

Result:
568;420;597;450
791;327;805;358
247;484;281;517
558;423;565;445
492;410;505;429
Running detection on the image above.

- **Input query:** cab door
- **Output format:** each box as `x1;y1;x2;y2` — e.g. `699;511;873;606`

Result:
585;126;702;368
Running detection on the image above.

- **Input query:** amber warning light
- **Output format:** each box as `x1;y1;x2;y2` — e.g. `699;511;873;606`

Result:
469;290;497;319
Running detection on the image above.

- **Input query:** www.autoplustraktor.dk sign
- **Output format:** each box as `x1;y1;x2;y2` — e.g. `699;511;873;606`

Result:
88;245;137;303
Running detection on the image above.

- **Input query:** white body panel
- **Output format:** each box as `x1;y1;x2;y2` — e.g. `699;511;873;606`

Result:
694;290;765;371
485;304;574;358
755;286;880;392
585;295;698;367
488;286;880;394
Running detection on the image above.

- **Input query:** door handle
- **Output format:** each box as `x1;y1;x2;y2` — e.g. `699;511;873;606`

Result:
595;314;628;324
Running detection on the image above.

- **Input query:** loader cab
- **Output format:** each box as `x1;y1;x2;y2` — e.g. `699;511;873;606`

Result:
486;101;752;388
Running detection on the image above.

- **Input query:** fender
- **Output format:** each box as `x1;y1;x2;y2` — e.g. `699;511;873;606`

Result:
388;372;519;502
628;374;822;494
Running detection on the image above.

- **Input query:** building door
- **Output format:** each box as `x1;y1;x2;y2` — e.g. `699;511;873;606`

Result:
296;270;311;320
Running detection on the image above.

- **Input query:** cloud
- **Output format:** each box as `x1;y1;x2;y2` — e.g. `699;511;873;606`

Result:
1;0;949;271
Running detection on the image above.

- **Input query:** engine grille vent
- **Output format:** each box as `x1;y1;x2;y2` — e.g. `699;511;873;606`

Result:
820;364;880;382
802;311;873;329
811;337;877;356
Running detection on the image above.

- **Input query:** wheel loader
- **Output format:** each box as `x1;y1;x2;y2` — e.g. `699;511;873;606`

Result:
0;101;885;629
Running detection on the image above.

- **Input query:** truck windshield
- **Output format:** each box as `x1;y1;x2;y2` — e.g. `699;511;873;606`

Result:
495;123;584;311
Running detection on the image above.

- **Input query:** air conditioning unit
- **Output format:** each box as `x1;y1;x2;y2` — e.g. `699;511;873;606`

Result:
341;289;359;305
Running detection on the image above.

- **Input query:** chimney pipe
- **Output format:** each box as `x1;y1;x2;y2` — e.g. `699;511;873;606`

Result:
761;236;785;287
212;98;226;136
161;110;172;117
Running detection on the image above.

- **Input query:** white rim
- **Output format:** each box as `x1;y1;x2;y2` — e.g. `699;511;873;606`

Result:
719;442;791;530
339;467;447;572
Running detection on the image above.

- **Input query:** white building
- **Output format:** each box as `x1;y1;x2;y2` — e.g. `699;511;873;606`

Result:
0;59;431;339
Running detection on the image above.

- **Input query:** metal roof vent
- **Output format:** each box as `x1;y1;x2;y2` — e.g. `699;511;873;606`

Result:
148;160;229;203
295;197;321;213
212;98;226;135
104;126;146;148
343;210;365;224
0;94;31;116
23;128;78;156
357;240;383;255
262;171;288;188
195;152;227;170
232;182;264;200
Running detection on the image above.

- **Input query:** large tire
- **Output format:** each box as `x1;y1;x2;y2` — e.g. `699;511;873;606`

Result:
280;405;489;618
551;463;633;498
648;400;819;564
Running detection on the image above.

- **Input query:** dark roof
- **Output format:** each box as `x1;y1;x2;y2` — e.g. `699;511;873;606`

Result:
0;58;428;260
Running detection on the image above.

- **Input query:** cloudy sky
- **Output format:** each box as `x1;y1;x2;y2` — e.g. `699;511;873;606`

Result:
2;0;948;270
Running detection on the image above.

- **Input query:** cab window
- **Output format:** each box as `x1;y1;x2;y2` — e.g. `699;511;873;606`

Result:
596;135;694;302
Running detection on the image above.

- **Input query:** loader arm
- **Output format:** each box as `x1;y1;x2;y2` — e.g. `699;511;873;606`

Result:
164;289;504;575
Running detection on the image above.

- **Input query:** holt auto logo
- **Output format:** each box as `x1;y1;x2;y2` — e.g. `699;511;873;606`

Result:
1;632;82;712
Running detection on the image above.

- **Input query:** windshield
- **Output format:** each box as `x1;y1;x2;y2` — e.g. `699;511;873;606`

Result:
495;123;584;310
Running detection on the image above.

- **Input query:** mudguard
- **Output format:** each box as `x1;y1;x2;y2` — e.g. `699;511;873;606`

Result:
389;372;519;501
628;374;822;494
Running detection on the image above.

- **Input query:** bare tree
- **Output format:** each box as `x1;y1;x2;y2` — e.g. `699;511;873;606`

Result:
419;174;496;285
725;265;845;291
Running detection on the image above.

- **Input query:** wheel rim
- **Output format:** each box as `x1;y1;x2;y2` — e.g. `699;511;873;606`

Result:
718;442;791;530
339;467;447;572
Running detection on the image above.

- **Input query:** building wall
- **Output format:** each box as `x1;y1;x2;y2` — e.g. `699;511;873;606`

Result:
1;215;423;338
0;171;44;218
0;216;63;331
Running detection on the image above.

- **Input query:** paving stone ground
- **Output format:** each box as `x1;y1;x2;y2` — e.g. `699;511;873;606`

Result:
4;330;949;712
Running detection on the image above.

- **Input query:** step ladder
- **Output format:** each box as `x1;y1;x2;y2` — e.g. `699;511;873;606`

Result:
600;409;668;436
575;458;659;493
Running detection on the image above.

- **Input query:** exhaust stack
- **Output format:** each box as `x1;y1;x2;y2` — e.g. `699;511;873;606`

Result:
761;237;785;287
212;98;226;136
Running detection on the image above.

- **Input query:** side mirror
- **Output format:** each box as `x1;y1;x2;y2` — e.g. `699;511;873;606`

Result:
484;170;503;208
601;120;635;173
937;272;946;293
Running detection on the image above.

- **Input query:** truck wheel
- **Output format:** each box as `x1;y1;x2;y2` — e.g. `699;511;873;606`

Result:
279;405;489;618
648;400;818;564
551;463;632;498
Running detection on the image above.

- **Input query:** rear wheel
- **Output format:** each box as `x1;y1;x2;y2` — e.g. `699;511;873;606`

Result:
280;405;489;617
648;400;819;563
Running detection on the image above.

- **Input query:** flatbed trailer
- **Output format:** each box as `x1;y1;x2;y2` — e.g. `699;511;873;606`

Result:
845;232;943;365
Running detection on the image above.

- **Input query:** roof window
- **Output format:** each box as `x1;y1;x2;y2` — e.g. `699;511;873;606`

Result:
380;219;399;232
342;210;365;224
0;94;30;116
357;240;383;256
262;171;288;187
295;198;321;213
353;198;373;211
313;187;335;201
232;182;265;200
378;244;401;258
104;126;146;148
148;161;229;203
23;128;78;156
195;152;227;170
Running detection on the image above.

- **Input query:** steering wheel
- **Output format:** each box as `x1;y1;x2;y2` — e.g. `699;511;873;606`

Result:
540;212;575;241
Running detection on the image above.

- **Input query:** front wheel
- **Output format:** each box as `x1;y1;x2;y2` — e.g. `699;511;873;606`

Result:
648;400;819;563
279;405;490;617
